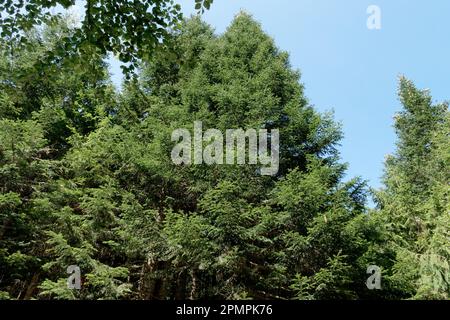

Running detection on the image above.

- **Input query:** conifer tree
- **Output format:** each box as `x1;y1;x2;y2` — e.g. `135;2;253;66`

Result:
374;77;449;299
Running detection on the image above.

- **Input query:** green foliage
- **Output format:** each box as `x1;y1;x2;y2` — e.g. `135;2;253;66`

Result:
0;11;447;301
373;77;449;299
291;252;355;300
0;0;213;76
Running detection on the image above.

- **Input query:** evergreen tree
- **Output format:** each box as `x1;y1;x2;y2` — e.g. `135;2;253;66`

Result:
374;77;449;299
124;13;369;299
1;11;447;301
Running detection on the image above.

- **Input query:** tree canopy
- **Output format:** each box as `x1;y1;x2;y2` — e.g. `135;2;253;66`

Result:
0;0;213;75
0;11;448;300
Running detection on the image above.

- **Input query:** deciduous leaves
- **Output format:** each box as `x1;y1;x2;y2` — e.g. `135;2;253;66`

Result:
0;0;213;77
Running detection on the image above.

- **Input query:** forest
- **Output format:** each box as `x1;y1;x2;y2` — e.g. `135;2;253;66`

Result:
0;0;448;300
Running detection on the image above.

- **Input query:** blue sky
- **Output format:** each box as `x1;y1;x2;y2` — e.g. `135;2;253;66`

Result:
107;0;450;191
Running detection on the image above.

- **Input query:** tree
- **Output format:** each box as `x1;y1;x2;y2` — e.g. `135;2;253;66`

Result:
1;17;116;155
0;0;213;75
0;119;49;299
1;14;369;300
3;8;447;301
0;18;123;299
373;77;449;299
129;13;369;299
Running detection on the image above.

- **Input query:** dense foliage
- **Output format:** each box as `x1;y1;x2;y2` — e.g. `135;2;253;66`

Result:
0;0;213;75
0;12;448;300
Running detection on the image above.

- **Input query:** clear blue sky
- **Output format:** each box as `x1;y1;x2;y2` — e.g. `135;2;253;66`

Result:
108;0;450;191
